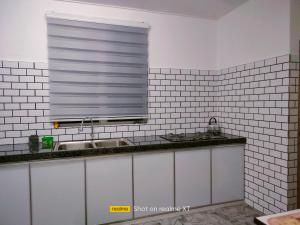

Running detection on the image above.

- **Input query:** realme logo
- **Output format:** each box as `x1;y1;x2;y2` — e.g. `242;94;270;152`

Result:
109;205;131;213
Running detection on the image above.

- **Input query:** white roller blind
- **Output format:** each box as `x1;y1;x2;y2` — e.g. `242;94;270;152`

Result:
47;15;149;121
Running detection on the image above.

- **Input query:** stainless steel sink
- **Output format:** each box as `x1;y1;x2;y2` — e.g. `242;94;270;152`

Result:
54;138;132;151
93;139;132;148
54;140;95;151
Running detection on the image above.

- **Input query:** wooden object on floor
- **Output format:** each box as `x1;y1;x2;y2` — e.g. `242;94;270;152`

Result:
255;209;300;225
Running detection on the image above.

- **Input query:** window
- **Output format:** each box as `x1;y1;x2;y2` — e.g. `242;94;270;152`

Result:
47;13;149;122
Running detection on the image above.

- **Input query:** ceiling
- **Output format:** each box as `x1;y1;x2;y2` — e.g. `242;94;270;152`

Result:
66;0;249;20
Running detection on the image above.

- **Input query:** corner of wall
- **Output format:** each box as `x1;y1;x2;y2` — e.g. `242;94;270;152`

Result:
216;0;291;69
290;0;300;55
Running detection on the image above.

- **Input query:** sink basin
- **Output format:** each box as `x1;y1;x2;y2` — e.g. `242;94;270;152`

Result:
55;140;95;151
93;139;132;148
54;138;132;151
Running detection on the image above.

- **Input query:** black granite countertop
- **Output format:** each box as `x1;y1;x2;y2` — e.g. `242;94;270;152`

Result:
0;133;246;164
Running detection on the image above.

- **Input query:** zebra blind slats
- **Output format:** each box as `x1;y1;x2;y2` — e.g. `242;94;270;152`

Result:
51;107;147;119
47;17;147;34
51;84;146;95
50;60;147;74
48;24;147;44
49;48;147;65
48;16;149;121
51;96;147;105
49;37;147;55
51;72;147;85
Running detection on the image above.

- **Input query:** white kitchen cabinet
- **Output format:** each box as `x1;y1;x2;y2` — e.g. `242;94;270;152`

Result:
0;163;30;225
212;144;244;204
133;152;174;217
31;160;85;225
175;148;211;208
86;155;133;225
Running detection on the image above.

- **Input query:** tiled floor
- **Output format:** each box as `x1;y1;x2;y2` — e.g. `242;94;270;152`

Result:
115;201;262;225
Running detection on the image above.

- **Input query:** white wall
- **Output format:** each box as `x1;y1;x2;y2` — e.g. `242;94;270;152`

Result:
217;0;291;69
1;0;297;70
290;0;300;55
0;0;217;69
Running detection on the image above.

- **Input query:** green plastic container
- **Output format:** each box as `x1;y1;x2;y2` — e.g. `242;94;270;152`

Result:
42;136;54;149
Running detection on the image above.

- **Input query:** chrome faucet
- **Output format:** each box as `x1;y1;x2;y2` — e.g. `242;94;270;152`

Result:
80;118;85;132
90;117;94;140
79;117;94;140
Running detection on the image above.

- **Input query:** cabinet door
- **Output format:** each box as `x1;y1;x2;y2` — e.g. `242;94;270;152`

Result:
0;164;30;225
86;155;133;225
175;148;211;208
212;144;244;203
133;152;174;217
31;160;85;225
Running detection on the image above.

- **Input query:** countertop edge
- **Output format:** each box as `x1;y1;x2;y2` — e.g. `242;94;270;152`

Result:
0;137;246;165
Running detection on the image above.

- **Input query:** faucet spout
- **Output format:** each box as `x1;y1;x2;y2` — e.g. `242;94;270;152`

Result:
90;117;94;140
80;118;85;132
79;117;95;140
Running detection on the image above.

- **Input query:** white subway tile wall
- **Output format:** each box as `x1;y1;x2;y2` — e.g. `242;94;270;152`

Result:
0;54;299;214
215;54;299;214
0;62;217;146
